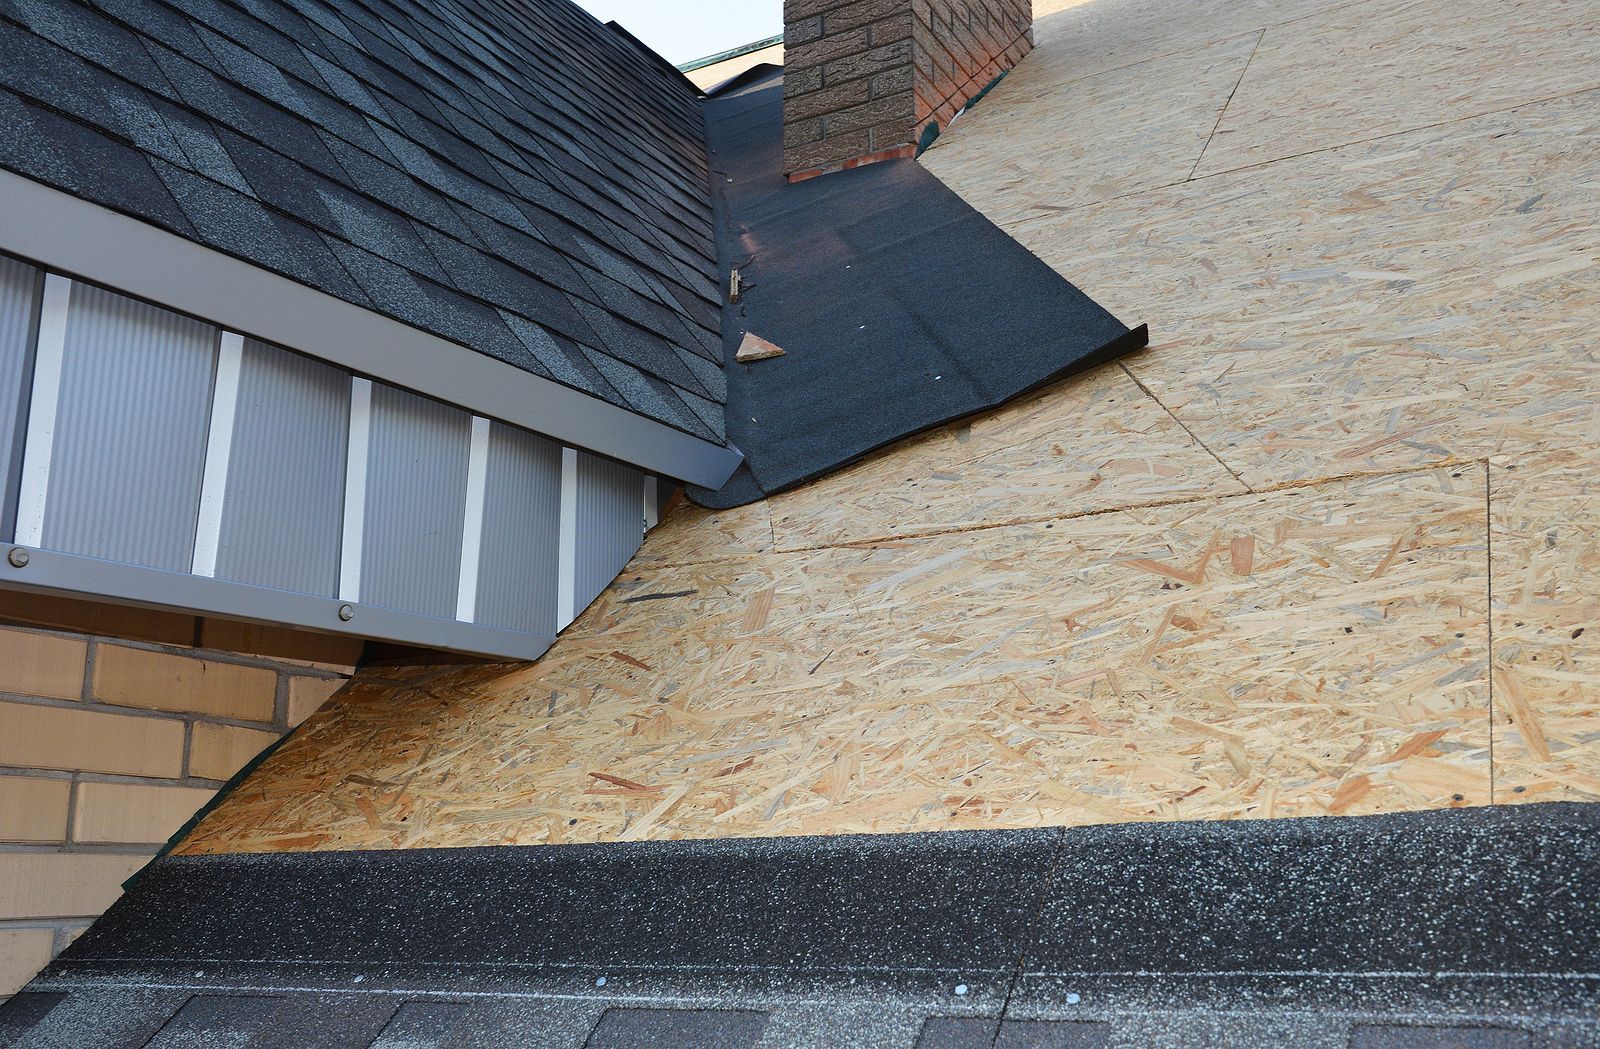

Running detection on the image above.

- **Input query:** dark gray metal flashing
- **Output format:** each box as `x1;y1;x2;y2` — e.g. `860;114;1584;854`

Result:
0;169;742;489
0;542;552;662
7;805;1599;1046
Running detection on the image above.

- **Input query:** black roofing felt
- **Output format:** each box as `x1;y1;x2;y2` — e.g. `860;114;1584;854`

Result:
688;70;1148;508
0;0;728;442
6;805;1599;1047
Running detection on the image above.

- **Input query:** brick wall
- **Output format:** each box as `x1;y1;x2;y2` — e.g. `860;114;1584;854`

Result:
782;0;1032;179
0;592;356;1000
912;0;1033;137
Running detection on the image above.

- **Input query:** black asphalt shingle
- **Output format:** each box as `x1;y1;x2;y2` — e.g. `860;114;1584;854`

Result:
6;806;1596;1047
0;0;727;442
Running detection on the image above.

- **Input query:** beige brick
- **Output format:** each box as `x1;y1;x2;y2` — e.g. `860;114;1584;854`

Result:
73;782;215;845
0;852;148;919
0;628;87;701
0;702;183;777
0;776;71;843
93;646;276;722
198;619;362;673
0;928;54;996
0;590;195;646
287;675;345;727
189;722;278;781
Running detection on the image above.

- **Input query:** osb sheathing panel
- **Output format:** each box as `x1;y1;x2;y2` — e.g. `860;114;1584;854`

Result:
1027;0;1335;74
1490;450;1600;803
179;467;1489;854
765;363;1247;551
1193;0;1600;177
927;1;1600;494
935;89;1600;492
917;33;1259;224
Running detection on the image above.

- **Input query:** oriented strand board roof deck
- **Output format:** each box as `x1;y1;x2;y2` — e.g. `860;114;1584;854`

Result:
179;0;1600;854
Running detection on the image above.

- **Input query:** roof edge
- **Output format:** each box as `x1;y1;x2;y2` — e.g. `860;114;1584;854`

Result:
678;33;784;73
0;169;743;489
604;21;706;96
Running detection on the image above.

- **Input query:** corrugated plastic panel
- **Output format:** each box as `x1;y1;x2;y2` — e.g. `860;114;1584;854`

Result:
361;383;470;618
474;423;562;636
42;282;216;570
573;450;644;613
0;255;40;538
214;339;349;595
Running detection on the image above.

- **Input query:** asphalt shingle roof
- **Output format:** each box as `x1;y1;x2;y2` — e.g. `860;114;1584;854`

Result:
0;0;728;442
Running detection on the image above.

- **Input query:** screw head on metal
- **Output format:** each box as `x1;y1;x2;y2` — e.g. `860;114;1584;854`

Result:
338;604;355;621
7;548;28;568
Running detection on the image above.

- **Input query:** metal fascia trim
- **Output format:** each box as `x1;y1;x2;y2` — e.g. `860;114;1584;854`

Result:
0;544;554;662
0;169;742;489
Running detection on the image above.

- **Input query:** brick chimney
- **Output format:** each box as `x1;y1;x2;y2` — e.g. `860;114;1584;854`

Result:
782;0;1033;181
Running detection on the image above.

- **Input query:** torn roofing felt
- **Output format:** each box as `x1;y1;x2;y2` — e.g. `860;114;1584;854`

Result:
6;805;1598;1046
689;69;1149;508
0;0;728;443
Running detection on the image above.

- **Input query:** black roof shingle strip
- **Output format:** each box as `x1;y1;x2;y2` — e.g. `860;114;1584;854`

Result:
5;806;1597;1047
0;0;728;442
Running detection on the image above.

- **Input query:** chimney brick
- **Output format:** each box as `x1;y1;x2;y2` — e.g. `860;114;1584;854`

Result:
782;0;1032;179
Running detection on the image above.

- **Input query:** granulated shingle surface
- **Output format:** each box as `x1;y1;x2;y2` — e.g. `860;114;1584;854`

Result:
5;805;1595;1047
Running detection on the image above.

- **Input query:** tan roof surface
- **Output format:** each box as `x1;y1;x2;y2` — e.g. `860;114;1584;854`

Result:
180;0;1600;854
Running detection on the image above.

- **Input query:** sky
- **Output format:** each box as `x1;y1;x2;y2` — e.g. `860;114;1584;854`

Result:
575;0;782;65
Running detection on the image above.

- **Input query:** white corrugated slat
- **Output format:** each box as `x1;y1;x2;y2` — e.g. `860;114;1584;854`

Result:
455;416;491;622
557;446;579;630
190;332;244;578
12;274;71;547
338;377;372;603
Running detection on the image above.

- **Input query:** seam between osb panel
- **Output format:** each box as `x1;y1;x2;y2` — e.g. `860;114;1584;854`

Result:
1187;28;1265;182
1116;361;1249;490
768;457;1484;556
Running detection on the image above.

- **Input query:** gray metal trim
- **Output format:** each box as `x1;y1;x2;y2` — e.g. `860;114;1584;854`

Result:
474;422;561;637
40;281;218;572
360;383;470;619
0;544;554;662
0;256;41;541
214;338;349;596
573;450;644;614
0;169;743;490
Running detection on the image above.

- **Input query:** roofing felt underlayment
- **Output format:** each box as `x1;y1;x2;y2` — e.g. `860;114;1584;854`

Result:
0;0;728;441
689;69;1148;508
5;805;1597;1046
